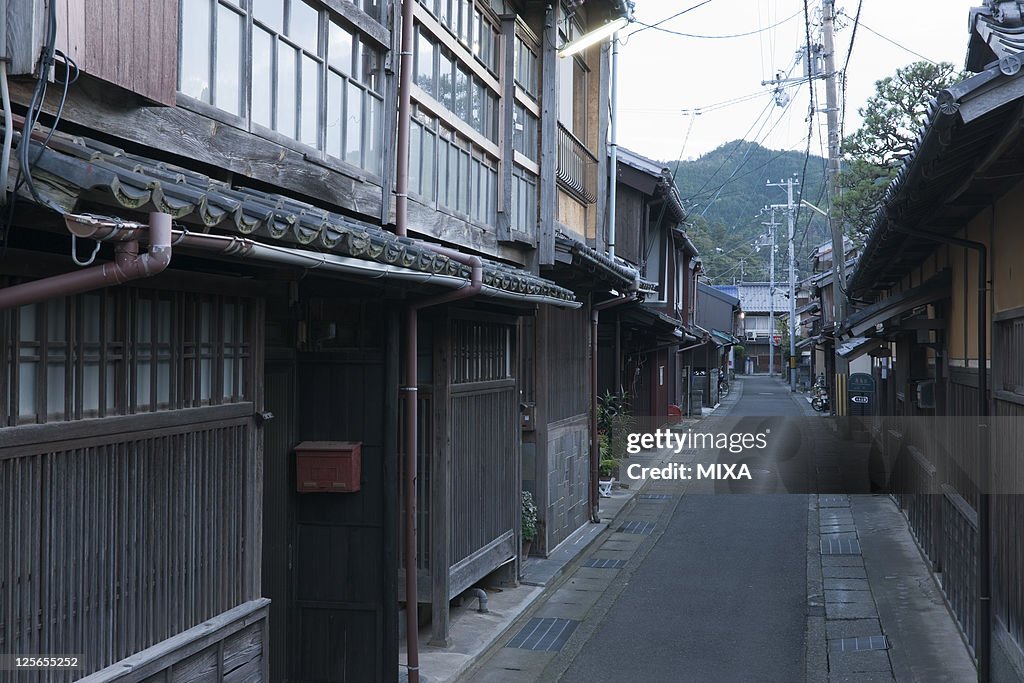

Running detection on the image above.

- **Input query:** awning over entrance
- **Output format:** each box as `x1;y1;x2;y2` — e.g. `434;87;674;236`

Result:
837;336;886;361
709;329;740;346
842;270;950;338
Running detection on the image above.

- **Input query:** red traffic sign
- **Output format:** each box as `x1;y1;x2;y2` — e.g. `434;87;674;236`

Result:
772;335;782;346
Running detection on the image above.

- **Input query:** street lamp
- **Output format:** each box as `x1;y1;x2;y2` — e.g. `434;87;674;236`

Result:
558;16;630;58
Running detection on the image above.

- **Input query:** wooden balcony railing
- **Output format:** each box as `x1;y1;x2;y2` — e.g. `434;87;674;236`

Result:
556;123;598;203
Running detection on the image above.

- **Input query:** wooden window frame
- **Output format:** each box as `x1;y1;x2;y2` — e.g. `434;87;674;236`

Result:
177;0;385;177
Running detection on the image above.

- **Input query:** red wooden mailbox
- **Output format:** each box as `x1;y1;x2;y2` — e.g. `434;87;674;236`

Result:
295;441;362;493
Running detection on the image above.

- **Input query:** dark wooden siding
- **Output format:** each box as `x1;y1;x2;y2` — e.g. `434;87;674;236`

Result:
544;305;589;423
57;0;178;105
449;384;517;565
290;353;391;683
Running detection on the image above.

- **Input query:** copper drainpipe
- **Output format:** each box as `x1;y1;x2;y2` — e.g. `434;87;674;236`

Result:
393;0;485;673
0;212;172;310
590;293;636;522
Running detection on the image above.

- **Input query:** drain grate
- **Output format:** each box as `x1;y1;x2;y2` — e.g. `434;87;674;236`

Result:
617;520;656;535
820;538;862;555
584;558;627;569
835;635;889;652
505;617;579;651
638;494;673;500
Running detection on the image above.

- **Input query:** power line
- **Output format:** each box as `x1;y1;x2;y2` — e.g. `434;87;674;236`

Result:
634;8;803;40
844;13;937;65
839;0;863;144
627;0;717;37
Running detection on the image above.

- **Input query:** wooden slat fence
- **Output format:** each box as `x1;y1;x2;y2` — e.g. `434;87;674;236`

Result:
0;414;259;681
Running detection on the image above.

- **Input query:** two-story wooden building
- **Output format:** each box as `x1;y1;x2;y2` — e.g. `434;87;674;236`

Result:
596;147;702;418
0;0;632;680
839;4;1024;679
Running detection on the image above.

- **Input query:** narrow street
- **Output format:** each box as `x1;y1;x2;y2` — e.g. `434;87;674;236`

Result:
463;376;975;682
557;375;807;682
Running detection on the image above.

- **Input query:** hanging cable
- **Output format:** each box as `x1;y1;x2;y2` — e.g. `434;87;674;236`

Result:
627;0;717;37
633;8;802;40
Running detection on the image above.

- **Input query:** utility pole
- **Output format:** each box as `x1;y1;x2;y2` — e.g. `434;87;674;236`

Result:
769;177;799;392
759;212;779;376
821;0;848;414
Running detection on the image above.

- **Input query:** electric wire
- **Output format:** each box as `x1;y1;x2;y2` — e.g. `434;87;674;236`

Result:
843;13;937;65
627;0;717;37
633;8;802;40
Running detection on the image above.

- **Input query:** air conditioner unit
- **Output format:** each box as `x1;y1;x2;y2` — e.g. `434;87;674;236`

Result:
746;331;758;341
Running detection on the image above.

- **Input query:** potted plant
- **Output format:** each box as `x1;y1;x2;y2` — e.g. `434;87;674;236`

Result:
598;434;620;495
521;490;538;558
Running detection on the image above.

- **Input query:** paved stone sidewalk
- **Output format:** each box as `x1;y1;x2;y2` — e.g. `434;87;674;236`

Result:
790;384;975;682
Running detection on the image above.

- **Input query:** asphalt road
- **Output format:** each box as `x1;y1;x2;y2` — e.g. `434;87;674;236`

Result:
559;375;809;682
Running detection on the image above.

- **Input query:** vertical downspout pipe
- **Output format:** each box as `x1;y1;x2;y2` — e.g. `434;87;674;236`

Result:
402;252;481;683
891;223;989;682
0;212;172;310
607;33;618;257
395;0;415;239
590;293;637;522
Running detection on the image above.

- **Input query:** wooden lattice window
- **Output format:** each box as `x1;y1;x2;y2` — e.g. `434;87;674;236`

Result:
451;319;512;383
995;313;1024;395
2;288;256;425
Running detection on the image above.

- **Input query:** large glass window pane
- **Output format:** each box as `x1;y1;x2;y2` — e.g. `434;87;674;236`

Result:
438;51;453;109
422;128;436;200
438;138;449;207
409;121;422;194
290;0;320;53
329;21;354;75
327;71;344;158
458;150;469;214
301;55;321;148
47;361;65;417
251;27;274;128
415;29;435;95
346;82;363;167
447;141;459;208
277;44;298;138
365;95;381;173
179;0;211;102
253;0;283;32
361;39;381;92
470;79;482;133
472;158;483;222
215;4;242;115
18;362;36;420
454;66;468;120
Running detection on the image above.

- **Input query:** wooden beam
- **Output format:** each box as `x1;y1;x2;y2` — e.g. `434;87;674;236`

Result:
497;15;517;244
538;8;558;265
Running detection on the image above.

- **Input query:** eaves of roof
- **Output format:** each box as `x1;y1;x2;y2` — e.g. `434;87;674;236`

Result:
849;61;1024;299
23;132;576;303
554;231;639;290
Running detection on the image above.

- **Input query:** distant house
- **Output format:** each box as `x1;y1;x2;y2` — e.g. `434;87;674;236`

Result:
715;283;788;374
597;147;702;418
695;282;741;403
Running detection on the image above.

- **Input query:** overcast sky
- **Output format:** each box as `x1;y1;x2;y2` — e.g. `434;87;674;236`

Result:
616;1;973;163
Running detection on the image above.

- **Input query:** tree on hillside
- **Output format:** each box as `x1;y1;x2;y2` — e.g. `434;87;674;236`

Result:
837;61;963;243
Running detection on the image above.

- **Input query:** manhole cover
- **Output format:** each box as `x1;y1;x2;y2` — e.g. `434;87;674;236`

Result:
836;635;889;652
584;558;627;569
617;520;656;535
820;538;862;555
506;617;580;651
